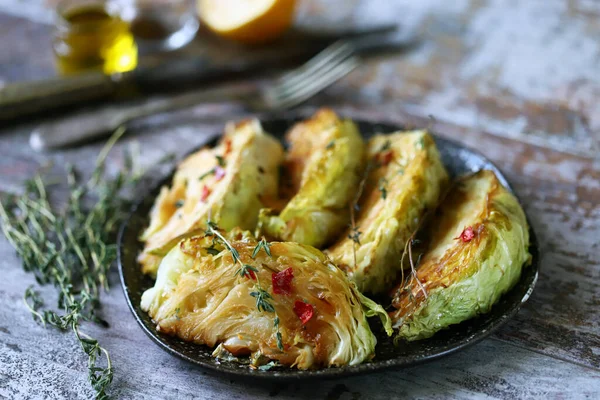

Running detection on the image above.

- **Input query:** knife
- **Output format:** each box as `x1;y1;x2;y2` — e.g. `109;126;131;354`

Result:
0;25;400;121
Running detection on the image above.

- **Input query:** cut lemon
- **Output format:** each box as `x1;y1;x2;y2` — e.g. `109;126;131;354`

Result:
198;0;296;44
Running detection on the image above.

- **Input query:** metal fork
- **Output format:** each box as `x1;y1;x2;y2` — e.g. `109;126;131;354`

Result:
30;41;359;151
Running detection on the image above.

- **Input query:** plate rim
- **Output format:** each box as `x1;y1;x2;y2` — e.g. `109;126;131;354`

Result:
117;116;540;380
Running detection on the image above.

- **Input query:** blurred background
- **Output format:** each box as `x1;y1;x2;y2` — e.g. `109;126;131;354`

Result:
0;0;598;156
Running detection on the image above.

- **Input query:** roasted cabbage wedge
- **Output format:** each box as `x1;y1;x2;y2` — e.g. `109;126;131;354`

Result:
257;109;365;248
138;120;283;275
327;131;449;295
141;229;392;369
389;170;531;341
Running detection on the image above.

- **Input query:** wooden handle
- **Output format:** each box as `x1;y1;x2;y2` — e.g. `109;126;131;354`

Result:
28;83;258;151
0;73;121;120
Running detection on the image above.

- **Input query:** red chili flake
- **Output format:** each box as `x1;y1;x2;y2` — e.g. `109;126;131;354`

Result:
293;300;314;325
200;185;211;202
224;139;232;156
377;150;394;166
272;268;294;295
247;269;257;280
214;166;226;181
456;226;475;242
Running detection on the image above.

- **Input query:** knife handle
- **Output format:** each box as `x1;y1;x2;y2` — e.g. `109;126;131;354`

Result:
0;72;125;121
29;83;256;151
0;58;261;121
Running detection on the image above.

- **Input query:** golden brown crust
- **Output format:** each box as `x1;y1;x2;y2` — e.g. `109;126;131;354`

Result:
390;170;517;321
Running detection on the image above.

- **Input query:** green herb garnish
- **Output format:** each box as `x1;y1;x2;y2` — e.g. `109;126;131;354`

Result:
378;177;388;200
252;238;272;259
348;161;372;268
379;139;391;152
206;246;220;255
236;264;259;280
258;361;279;371
0;126;140;399
250;289;276;313
274;316;284;351
204;222;283;350
199;168;216;181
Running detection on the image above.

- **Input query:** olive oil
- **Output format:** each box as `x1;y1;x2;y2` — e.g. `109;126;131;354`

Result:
53;1;138;75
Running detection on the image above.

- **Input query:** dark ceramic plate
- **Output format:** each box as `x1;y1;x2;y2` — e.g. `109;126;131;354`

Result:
118;117;539;380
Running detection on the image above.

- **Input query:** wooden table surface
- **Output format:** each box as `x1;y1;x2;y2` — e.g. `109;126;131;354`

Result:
1;1;599;399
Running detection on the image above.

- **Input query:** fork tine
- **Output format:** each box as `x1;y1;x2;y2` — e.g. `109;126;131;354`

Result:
275;41;355;88
274;48;355;96
271;56;359;110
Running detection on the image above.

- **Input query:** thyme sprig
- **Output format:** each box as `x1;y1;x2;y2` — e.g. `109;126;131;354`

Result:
252;238;271;258
204;222;284;351
378;177;389;200
348;162;372;268
401;232;428;300
0;127;140;399
379;139;392;152
198;155;228;181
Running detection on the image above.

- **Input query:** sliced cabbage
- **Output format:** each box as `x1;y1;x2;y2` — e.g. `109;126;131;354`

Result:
389;170;531;341
256;108;365;248
141;230;391;369
327;131;449;295
138;120;283;275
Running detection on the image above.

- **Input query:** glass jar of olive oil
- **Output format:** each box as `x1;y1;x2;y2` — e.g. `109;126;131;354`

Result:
53;0;138;75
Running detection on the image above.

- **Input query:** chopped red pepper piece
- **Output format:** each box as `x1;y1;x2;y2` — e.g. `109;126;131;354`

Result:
224;139;232;156
377;150;394;166
293;300;314;325
456;226;475;242
214;166;226;181
200;185;211;202
272;268;294;295
246;269;257;280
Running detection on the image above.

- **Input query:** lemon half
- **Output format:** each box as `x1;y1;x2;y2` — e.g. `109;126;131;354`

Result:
198;0;296;44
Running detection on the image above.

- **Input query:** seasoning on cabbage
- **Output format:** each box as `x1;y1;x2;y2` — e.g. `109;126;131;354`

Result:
389;170;531;341
257;108;365;248
141;229;391;369
327;131;449;295
138;119;283;275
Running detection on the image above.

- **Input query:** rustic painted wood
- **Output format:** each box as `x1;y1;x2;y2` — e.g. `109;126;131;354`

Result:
0;0;599;398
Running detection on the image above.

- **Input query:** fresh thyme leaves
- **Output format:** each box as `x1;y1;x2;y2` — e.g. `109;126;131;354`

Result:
24;286;44;324
348;162;371;268
379;139;392;152
252;238;272;259
175;200;184;208
204;222;283;351
274;317;284;351
258;361;279;371
378;177;389;200
250;289;276;313
199;156;227;182
206;246;220;255
205;221;240;262
326;140;335;149
236;264;259;280
348;228;361;245
0;126;139;399
198;168;216;180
